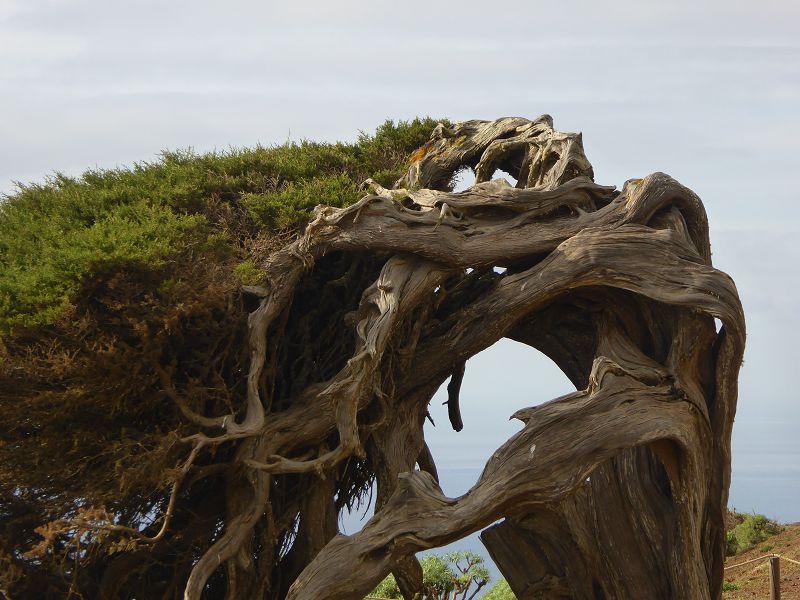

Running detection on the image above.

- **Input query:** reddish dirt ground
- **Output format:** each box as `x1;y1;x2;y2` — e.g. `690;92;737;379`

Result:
723;523;800;599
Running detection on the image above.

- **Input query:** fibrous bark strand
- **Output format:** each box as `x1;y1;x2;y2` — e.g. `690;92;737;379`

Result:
91;116;743;599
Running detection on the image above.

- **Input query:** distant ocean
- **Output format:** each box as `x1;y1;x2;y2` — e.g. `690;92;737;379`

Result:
729;419;800;523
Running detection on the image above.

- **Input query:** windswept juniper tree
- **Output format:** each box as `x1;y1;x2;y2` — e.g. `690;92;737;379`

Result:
0;117;744;599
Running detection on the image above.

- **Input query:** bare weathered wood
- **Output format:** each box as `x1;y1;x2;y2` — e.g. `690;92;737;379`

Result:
444;361;465;432
770;556;781;600
481;517;589;599
82;116;744;599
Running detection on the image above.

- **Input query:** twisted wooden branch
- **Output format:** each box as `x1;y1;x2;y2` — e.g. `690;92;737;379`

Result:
166;116;743;599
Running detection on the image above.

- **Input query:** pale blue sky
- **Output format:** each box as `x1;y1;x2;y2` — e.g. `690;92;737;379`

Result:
2;0;799;528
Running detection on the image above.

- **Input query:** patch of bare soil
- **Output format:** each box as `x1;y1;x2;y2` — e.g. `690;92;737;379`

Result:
723;523;800;598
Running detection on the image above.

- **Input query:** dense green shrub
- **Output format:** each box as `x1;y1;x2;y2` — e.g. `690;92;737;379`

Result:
722;581;739;592
726;530;739;556
484;577;517;599
727;513;781;555
0;117;447;598
370;573;401;598
241;172;361;229
0;117;446;334
367;551;490;599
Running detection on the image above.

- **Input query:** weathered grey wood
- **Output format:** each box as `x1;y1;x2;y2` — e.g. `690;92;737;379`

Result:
481;517;587;599
123;116;745;599
770;556;781;600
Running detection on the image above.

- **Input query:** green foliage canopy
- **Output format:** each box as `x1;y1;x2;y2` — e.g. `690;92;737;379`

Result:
483;578;517;600
368;551;491;600
0;117;446;334
0;117;447;598
726;513;782;556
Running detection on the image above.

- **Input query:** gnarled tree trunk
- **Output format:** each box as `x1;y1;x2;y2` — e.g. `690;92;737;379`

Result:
139;116;743;599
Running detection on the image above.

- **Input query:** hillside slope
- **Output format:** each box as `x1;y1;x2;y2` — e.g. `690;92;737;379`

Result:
723;523;800;598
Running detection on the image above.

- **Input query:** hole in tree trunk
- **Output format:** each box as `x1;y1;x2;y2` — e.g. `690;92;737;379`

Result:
451;167;476;192
425;338;573;496
492;168;518;187
341;338;574;578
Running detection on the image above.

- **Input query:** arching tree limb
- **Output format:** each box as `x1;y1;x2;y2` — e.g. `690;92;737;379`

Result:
166;116;745;599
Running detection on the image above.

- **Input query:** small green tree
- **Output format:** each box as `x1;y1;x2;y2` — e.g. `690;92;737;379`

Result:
370;573;401;598
725;530;739;556
367;551;490;600
726;513;781;555
419;554;455;598
444;551;490;600
484;578;517;599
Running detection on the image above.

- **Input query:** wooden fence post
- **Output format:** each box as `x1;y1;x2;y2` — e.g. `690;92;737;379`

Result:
769;555;781;600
